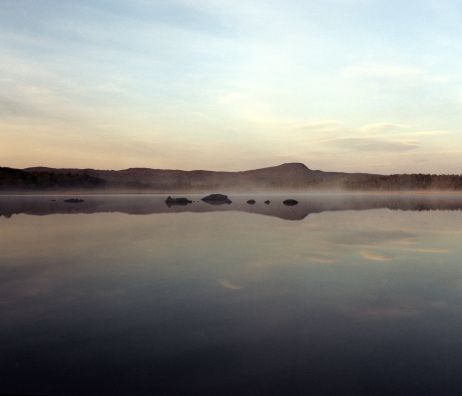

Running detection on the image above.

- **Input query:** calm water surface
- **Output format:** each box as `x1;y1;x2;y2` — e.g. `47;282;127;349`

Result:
1;194;462;395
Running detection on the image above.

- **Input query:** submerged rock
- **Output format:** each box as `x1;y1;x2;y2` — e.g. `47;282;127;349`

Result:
165;196;192;206
283;199;298;206
64;198;84;203
247;199;256;205
264;200;271;205
201;194;232;205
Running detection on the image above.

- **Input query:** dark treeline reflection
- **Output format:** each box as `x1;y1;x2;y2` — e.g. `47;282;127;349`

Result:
2;193;462;220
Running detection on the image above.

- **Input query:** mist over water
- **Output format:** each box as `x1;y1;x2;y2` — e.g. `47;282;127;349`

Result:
2;192;462;220
2;194;462;395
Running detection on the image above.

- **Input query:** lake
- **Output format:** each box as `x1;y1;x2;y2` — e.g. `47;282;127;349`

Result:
1;193;462;395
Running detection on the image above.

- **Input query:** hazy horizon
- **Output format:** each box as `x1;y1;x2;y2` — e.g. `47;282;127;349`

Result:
2;1;462;174
11;162;462;176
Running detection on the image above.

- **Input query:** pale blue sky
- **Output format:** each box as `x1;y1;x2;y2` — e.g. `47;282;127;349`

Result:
1;0;462;173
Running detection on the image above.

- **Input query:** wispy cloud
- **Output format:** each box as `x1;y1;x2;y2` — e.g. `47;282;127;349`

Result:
394;247;450;254
292;120;342;132
217;279;243;290
360;251;393;262
323;137;419;152
308;256;336;264
359;123;452;138
358;123;407;134
344;62;449;85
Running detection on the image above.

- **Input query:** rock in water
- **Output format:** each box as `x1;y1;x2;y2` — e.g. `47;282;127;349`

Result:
201;194;232;205
64;198;84;203
283;199;298;206
247;199;256;205
165;196;192;206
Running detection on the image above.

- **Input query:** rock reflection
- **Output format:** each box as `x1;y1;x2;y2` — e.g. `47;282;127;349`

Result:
1;193;462;220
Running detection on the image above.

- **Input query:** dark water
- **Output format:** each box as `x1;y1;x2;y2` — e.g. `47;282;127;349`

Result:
2;194;462;395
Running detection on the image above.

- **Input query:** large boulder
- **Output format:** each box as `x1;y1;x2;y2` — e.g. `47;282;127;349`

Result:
202;194;232;205
283;199;298;206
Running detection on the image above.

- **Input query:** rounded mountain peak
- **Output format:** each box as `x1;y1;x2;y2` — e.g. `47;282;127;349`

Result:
275;162;310;171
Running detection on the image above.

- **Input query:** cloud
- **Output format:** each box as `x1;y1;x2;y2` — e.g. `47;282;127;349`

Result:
398;130;453;138
292;120;341;131
308;256;336;264
394;247;450;254
344;62;449;84
359;123;406;134
345;63;424;79
0;97;39;117
359;123;452;138
360;250;392;262
324;137;419;152
217;279;242;290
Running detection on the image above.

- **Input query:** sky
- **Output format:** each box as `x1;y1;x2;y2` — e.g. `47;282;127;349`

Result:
1;0;462;173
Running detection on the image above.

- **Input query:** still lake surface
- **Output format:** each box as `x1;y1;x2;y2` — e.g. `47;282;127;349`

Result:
2;193;462;395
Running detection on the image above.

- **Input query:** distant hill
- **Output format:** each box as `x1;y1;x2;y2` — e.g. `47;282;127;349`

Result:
1;163;462;191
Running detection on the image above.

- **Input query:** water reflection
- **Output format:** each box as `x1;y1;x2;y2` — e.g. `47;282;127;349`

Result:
1;195;462;394
1;193;462;220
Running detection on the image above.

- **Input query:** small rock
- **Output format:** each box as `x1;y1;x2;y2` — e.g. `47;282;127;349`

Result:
264;200;271;205
165;196;192;206
247;199;256;205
